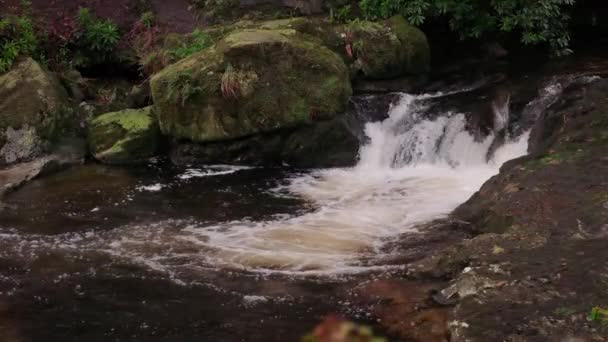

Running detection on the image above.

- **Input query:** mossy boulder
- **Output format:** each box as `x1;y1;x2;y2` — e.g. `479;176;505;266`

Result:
150;28;352;143
87;106;160;165
213;16;430;79
0;58;71;166
346;16;430;79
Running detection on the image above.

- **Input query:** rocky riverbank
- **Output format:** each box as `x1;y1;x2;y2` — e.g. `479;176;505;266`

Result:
2;1;608;341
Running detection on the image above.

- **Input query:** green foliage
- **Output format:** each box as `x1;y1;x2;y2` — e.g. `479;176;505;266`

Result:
140;11;155;28
168;29;212;61
165;70;203;106
74;8;120;65
0;15;38;72
359;0;575;56
588;307;608;322
330;5;354;24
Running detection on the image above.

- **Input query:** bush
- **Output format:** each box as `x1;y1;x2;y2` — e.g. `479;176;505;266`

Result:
167;29;212;61
359;0;576;56
0;15;38;72
73;8;120;66
127;11;162;74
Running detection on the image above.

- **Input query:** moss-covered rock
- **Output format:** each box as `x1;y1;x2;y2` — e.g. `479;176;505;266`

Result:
0;58;71;166
150;15;429;80
346;16;430;79
87;106;160;165
151;28;352;143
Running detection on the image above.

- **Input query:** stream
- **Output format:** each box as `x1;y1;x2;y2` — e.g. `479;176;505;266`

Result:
0;69;581;340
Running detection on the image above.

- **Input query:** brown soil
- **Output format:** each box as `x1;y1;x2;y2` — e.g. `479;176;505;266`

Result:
0;0;202;33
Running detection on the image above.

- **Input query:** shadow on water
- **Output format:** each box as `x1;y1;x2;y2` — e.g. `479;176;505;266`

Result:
0;161;451;342
0;161;307;235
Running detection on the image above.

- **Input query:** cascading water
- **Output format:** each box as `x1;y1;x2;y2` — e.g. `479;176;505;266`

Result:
0;89;534;279
150;91;531;274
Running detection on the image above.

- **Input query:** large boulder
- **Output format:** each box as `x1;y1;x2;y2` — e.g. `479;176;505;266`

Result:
87;106;160;165
0;58;71;166
201;15;430;80
345;16;430;79
151;28;352;143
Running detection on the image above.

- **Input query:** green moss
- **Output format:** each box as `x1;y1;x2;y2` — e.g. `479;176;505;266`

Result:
150;28;351;143
88;106;159;164
91;107;154;132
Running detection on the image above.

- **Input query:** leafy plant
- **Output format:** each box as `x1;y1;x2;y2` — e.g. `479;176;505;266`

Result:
588;307;608;322
140;11;155;29
358;0;576;56
127;11;162;74
0;15;38;72
166;70;203;106
76;8;120;58
168;29;212;61
221;64;240;99
330;5;353;24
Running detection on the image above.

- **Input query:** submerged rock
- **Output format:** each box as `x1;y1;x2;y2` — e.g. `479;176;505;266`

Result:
151;28;352;143
0;58;72;166
87;106;160;165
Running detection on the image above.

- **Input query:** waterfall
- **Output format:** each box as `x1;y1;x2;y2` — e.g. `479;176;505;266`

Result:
0;90;534;277
169;91;532;274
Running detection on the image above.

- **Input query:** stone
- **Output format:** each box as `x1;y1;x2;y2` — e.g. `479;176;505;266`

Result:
0;58;71;166
87;106;160;165
151;28;352;143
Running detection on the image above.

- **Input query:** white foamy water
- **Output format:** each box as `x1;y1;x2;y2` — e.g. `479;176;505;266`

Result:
170;94;530;273
0;92;532;278
178;165;254;180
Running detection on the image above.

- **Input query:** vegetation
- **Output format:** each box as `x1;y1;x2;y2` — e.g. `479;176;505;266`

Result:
167;29;213;61
0;15;38;72
127;11;162;74
358;0;575;55
71;8;121;67
329;5;354;24
165;70;204;106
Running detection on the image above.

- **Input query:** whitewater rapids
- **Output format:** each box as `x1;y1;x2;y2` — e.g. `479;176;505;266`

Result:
169;93;530;273
0;92;530;277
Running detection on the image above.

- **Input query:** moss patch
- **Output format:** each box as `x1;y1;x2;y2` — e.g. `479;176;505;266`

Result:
87;106;160;164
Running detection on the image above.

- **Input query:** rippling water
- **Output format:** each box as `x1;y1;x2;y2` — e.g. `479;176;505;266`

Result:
0;92;531;280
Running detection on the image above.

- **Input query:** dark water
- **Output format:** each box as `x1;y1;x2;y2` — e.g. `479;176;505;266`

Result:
0;163;320;341
1;162;439;342
3;55;604;341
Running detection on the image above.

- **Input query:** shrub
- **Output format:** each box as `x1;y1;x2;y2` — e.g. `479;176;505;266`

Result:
220;64;240;99
127;11;162;74
359;0;576;56
168;29;212;61
74;8;120;65
165;70;203;106
0;15;38;72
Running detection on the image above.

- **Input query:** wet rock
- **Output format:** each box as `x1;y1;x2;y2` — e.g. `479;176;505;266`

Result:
0;58;72;166
442;76;608;341
347;16;430;79
170;113;360;168
0;153;82;199
352;75;428;94
87;106;160;165
151;28;351;143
